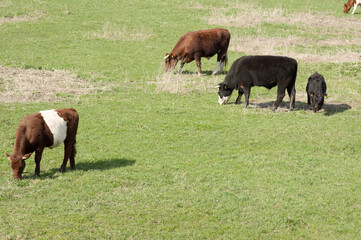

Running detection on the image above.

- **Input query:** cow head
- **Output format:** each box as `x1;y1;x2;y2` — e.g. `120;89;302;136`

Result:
217;83;233;105
6;152;32;179
164;53;178;72
309;91;327;112
344;0;353;13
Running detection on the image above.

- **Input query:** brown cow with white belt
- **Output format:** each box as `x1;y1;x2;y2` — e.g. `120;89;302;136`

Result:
5;108;79;179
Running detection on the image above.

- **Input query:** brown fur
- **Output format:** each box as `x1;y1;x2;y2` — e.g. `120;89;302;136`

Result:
164;28;230;75
344;0;356;13
6;108;79;179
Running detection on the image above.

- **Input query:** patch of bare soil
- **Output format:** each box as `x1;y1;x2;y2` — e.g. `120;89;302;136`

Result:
0;66;107;103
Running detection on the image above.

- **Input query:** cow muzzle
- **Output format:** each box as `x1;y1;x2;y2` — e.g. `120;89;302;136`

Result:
218;95;231;105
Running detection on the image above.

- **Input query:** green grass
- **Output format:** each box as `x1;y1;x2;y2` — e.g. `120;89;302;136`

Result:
1;0;361;239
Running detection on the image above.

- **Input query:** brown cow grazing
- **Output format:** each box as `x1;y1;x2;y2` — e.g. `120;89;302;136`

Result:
344;0;361;14
164;28;230;76
5;108;79;179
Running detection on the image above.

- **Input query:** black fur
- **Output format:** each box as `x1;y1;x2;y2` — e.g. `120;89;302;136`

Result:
218;55;298;111
306;72;327;112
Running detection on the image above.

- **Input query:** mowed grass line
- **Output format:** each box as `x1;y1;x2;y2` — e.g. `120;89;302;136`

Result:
0;0;361;239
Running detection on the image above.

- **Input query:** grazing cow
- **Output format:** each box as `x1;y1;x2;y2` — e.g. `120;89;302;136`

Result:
306;72;327;112
164;28;230;76
5;108;79;179
217;55;298;111
344;0;361;14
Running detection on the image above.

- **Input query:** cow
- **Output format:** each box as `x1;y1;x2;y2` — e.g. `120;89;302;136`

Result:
306;72;327;112
344;0;361;14
5;108;79;179
217;55;298;111
164;28;230;76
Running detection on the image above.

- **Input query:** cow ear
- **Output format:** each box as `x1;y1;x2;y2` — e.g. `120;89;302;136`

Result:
6;153;11;160
22;153;32;160
324;92;328;98
224;85;227;90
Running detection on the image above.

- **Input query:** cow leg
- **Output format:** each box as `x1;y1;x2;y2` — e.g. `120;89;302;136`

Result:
195;55;202;76
60;140;72;172
212;62;221;75
235;90;244;104
352;4;357;14
243;87;251;108
273;88;286;112
219;61;225;72
287;85;296;110
177;61;185;74
34;148;44;177
69;140;77;170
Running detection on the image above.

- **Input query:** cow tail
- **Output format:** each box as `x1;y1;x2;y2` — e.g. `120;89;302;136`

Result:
223;51;228;71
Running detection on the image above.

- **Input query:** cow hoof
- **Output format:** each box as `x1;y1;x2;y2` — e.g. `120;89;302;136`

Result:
59;167;66;173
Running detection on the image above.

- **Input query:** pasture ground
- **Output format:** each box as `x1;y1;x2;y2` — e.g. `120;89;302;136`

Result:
0;0;360;239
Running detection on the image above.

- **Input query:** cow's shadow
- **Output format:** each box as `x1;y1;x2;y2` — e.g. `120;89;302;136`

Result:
291;101;352;115
26;158;136;179
181;70;228;76
231;100;352;115
74;158;136;171
322;103;352;116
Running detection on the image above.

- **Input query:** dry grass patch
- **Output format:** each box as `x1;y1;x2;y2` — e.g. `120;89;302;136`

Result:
230;36;361;63
0;0;11;8
154;72;219;95
207;2;361;32
0;11;45;25
206;2;361;63
0;66;108;103
85;22;154;41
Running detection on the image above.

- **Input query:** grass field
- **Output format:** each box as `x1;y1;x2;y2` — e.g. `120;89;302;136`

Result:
1;0;361;239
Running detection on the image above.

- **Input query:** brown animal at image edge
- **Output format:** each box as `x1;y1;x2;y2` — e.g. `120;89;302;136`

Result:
344;0;361;14
6;108;79;179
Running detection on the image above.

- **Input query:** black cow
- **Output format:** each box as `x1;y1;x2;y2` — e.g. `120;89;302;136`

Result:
306;72;327;112
217;55;298;111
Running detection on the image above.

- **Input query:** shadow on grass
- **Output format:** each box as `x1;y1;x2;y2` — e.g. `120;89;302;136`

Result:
75;158;136;171
27;158;136;179
292;101;352;115
229;100;352;115
181;70;228;76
